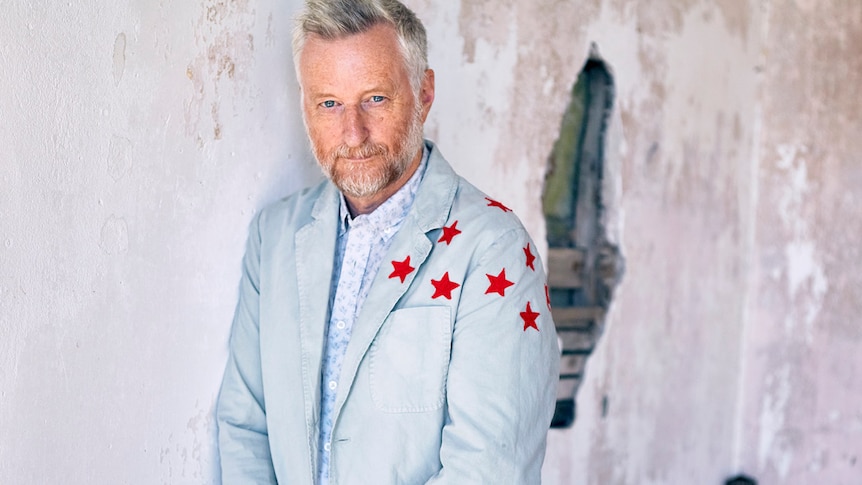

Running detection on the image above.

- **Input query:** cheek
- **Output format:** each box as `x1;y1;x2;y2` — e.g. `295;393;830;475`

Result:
374;115;409;144
306;119;334;145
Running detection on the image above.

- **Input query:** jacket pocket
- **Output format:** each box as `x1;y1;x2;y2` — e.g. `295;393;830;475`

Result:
369;306;452;413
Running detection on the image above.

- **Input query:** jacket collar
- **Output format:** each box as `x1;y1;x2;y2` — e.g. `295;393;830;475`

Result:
408;140;459;233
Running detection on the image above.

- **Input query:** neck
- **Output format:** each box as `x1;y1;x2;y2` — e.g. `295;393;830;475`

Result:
343;148;423;217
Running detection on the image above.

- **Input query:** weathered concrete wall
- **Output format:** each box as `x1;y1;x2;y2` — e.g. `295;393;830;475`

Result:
737;1;862;483
0;0;313;481
2;0;859;483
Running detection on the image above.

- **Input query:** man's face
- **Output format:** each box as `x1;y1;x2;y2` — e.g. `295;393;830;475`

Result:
298;24;434;201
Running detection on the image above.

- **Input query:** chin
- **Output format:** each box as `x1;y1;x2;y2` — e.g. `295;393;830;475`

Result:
332;168;392;199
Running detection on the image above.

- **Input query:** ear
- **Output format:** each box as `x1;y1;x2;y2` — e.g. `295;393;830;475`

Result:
419;69;435;122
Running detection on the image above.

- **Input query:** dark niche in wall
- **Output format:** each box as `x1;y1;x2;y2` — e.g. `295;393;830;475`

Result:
543;45;624;428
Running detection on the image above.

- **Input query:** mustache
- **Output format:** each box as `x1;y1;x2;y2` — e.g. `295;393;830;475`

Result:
329;142;388;161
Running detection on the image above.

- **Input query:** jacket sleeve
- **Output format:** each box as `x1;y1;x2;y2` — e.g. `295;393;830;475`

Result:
426;227;560;485
216;212;278;484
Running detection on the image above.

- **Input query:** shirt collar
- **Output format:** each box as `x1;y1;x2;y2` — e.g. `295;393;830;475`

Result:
337;144;430;238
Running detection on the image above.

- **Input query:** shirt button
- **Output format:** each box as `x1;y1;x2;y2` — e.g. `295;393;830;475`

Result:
384;227;392;235
328;380;337;390
324;442;331;452
336;320;346;330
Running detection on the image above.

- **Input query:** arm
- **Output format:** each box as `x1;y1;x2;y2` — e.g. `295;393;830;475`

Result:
427;228;560;484
216;212;278;483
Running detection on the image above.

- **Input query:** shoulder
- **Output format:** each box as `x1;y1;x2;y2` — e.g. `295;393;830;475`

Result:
449;176;531;246
422;141;529;241
420;142;533;259
253;179;332;234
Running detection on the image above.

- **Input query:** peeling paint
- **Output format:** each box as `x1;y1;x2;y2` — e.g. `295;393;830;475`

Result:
112;32;126;85
158;398;217;482
758;364;793;478
99;215;129;255
775;144;828;342
107;135;132;181
185;0;255;144
457;0;515;64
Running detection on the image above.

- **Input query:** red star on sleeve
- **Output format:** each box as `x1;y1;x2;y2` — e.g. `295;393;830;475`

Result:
485;268;515;297
388;256;415;283
485;197;512;212
520;301;540;332
437;220;462;245
431;271;460;300
523;243;536;271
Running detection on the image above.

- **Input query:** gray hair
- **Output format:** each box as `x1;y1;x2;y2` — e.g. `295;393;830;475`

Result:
292;0;428;96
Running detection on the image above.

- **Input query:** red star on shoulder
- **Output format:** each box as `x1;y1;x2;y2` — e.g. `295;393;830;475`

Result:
523;243;536;271
437;220;462;245
485;197;512;212
431;271;460;300
485;268;515;297
388;256;415;283
520;301;540;332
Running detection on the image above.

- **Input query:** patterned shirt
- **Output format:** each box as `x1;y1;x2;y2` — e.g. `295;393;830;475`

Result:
317;147;429;485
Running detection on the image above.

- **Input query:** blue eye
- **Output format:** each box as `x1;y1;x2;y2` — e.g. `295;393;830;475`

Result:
322;100;336;108
371;95;385;103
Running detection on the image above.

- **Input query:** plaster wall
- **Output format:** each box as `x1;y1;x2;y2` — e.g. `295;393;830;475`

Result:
737;2;862;483
1;0;860;484
0;0;314;481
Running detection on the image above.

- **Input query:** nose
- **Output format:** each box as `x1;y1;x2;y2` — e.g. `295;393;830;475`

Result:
342;105;369;148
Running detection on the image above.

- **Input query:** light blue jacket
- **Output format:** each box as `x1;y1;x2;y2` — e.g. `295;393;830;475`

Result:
217;142;560;484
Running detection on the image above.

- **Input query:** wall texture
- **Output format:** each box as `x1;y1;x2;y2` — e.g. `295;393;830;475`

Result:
738;1;862;482
0;0;314;482
1;0;859;484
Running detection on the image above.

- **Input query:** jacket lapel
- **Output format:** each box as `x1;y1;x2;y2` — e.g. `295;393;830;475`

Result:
334;143;460;414
294;182;340;452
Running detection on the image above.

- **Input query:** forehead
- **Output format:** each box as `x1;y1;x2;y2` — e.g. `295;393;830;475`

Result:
298;23;408;90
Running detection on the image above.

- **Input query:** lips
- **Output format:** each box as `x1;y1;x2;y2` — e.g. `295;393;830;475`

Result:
331;143;388;162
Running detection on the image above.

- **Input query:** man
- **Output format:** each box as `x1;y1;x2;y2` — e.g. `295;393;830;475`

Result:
216;1;559;483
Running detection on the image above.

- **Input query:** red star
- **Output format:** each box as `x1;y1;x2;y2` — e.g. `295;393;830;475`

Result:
545;284;551;310
485;268;515;296
485;197;512;212
437;220;462;245
520;301;540;332
388;256;415;283
523;243;536;271
431;271;460;300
